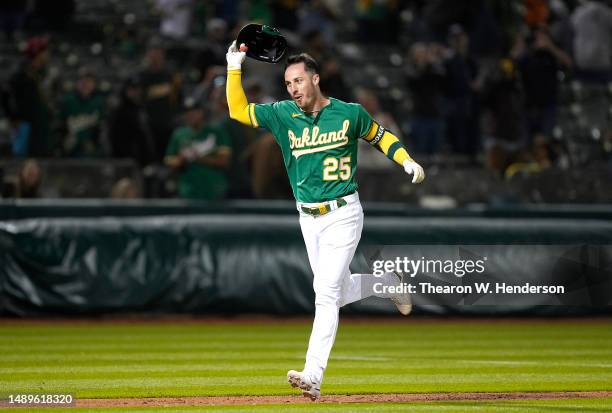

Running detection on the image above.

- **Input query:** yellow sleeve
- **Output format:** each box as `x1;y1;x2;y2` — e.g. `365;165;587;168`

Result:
363;122;413;166
226;69;259;128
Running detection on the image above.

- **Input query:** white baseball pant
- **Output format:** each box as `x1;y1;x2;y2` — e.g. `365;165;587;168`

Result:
297;191;400;385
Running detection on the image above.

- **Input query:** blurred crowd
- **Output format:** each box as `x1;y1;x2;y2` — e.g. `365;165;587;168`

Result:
1;0;611;200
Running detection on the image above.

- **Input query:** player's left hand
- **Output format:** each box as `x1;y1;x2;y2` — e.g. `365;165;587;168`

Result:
403;160;425;184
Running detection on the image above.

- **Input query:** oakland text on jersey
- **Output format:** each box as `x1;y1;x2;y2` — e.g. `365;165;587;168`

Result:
289;120;350;158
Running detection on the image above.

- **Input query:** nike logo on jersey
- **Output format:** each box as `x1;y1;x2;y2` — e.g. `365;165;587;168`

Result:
291;113;303;118
289;120;350;158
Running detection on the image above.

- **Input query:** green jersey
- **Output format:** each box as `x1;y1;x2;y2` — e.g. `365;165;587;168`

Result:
254;97;374;203
60;91;106;157
165;124;231;200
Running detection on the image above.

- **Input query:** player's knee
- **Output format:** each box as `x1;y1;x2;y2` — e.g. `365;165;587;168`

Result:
314;290;341;308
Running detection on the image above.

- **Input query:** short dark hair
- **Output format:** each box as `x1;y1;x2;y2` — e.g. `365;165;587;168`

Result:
285;53;319;74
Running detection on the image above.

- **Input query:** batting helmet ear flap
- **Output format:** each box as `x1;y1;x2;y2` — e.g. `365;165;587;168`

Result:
236;23;287;64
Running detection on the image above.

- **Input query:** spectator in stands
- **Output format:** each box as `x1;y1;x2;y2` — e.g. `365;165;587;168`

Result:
155;0;193;41
110;177;141;199
59;67;107;157
117;26;141;59
194;18;227;81
303;30;327;63
17;159;42;198
250;131;292;199
191;65;225;108
515;26;572;143
524;0;550;29
480;57;527;175
164;97;231;200
207;75;258;199
5;36;52;157
571;0;612;82
241;77;277;105
356;88;401;169
205;17;228;54
406;42;446;155
109;77;156;167
217;77;289;199
6;113;30;157
504;135;560;179
139;41;182;162
443;24;481;158
304;32;352;103
319;57;353;103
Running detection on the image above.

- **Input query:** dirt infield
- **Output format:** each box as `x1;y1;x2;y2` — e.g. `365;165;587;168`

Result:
74;391;612;407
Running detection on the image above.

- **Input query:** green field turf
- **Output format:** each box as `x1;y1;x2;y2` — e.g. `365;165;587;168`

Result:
0;319;611;411
10;398;612;413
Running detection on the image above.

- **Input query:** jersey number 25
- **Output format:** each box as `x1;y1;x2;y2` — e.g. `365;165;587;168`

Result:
323;156;351;181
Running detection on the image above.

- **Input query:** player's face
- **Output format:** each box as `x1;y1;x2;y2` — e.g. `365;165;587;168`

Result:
285;62;319;111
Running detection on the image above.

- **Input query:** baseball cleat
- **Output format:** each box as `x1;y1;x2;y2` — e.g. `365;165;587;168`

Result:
390;272;412;316
287;370;321;401
287;370;301;389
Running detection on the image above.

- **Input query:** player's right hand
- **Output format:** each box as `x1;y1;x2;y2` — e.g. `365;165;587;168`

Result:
226;41;246;71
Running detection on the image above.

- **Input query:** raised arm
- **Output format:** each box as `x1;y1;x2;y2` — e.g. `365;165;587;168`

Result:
226;41;258;127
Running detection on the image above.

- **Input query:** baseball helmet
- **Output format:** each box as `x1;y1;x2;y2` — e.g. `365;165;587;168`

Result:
236;23;287;64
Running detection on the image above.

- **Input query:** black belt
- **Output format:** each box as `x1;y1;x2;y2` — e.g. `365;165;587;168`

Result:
300;197;348;217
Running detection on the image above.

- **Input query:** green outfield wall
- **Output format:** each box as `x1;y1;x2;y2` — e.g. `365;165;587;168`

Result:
1;203;611;316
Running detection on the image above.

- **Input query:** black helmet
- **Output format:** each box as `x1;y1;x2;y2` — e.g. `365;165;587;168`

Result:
236;23;287;64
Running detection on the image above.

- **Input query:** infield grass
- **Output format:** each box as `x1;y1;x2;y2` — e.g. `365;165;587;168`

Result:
0;318;611;410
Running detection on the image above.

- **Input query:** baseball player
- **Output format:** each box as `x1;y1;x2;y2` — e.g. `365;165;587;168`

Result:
226;42;425;401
